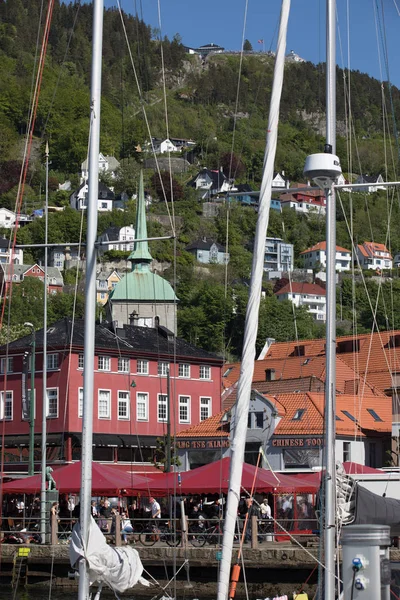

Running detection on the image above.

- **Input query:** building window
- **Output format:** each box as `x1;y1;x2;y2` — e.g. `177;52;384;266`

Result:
46;388;58;418
98;356;111;371
158;361;169;376
47;354;59;370
255;411;264;428
137;359;149;375
366;408;383;422
98;389;111;419
118;391;130;420
200;397;211;421
292;409;305;421
0;357;13;373
343;441;351;462
0;391;13;420
199;365;211;380
78;354;84;370
158;394;168;422
178;363;190;378
78;388;83;418
118;357;130;373
137;392;148;421
179;396;190;423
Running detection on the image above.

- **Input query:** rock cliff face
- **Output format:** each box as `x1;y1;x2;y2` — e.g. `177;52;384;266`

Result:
298;110;347;136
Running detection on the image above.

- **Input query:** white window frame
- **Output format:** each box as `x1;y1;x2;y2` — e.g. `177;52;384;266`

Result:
47;353;59;371
178;363;190;378
98;355;111;371
118;357;130;373
199;365;211;380
136;392;149;421
179;395;191;424
157;394;168;422
0;391;13;420
46;387;59;418
98;389;111;419
158;361;169;376
118;390;130;420
78;354;84;370
78;388;83;418
0;357;13;373
200;397;212;421
137;359;149;375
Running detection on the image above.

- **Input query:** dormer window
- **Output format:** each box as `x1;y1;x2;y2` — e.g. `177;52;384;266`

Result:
337;340;360;354
265;368;275;382
294;345;305;357
292;409;305;421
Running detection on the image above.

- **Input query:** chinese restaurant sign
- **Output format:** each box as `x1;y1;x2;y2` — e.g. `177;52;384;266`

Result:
272;437;323;448
176;439;230;450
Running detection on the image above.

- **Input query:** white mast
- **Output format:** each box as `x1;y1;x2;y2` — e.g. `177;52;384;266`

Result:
78;0;103;598
216;2;291;599
323;0;337;597
40;141;49;544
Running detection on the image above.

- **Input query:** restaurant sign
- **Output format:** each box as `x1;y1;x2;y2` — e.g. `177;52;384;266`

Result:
272;437;324;448
176;439;230;450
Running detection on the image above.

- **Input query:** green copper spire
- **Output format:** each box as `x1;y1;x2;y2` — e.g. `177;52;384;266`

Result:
128;170;153;265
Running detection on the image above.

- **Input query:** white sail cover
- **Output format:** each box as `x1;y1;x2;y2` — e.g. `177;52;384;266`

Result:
69;516;149;594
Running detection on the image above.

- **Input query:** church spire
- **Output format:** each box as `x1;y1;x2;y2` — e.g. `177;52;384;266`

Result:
128;170;153;266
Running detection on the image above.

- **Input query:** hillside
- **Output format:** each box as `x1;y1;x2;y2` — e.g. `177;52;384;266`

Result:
1;0;399;359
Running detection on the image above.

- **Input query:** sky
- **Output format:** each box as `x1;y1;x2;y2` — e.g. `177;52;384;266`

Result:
105;0;400;86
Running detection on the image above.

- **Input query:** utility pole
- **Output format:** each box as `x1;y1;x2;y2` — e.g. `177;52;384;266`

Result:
25;322;35;476
165;367;171;473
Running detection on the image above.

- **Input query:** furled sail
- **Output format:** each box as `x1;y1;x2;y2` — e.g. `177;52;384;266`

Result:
69;516;149;595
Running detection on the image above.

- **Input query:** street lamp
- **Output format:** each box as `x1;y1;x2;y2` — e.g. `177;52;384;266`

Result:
24;322;35;476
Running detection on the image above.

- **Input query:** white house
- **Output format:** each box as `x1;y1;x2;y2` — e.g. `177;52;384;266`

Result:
70;182;115;212
80;153;120;183
49;246;82;270
275;281;327;322
272;171;289;189
355;174;386;193
300;241;351;272
150;138;179;154
336;173;351;192
285;50;306;63
187;167;235;199
264;237;294;272
357;241;392;270
0;208;16;229
96;225;135;255
280;188;326;216
0;237;23;264
185;237;229;265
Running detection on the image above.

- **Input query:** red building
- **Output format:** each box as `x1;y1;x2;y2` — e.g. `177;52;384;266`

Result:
0;263;64;294
0;318;222;472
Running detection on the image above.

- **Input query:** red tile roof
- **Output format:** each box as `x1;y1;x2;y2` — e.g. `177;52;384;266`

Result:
300;241;350;255
275;282;326;296
357;241;392;260
272;392;391;437
176;410;229;438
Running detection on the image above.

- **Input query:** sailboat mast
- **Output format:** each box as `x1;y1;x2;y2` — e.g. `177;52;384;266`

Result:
216;2;291;599
78;0;104;598
323;0;337;597
40;141;49;544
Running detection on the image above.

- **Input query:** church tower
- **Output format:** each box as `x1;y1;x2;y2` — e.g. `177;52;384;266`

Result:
107;171;177;333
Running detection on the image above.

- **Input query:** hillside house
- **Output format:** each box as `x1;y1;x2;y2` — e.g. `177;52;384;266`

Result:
80;153;120;183
264;237;294;272
285;50;306;63
70;182;115;212
355;174;386;193
275;281;326;322
272;171;289;188
49;246;82;270
280;186;326;216
187;167;235;199
185;238;229;265
0;238;23;265
356;241;392;270
97;225;135;256
0;208;16;229
300;241;351;272
96;270;121;305
0;264;63;294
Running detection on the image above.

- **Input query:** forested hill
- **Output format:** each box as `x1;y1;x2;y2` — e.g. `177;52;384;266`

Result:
0;0;399;180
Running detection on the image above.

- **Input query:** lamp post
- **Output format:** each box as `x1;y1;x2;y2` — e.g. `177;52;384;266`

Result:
24;322;35;476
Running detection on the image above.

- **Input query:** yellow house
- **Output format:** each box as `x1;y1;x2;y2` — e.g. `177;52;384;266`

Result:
96;270;121;305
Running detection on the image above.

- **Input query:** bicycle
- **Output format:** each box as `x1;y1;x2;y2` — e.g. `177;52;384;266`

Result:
139;520;181;547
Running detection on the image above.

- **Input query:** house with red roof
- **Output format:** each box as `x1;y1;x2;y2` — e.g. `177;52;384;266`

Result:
356;241;392;270
279;184;326;216
300;241;351;272
275;281;326;322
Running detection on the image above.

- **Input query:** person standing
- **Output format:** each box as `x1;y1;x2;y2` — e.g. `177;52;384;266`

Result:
260;498;272;519
149;497;161;542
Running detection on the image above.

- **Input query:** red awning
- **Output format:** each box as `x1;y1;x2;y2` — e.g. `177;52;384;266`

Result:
133;457;318;495
343;462;383;475
1;461;151;495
